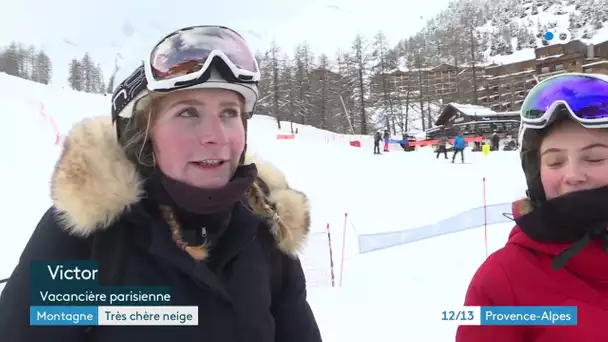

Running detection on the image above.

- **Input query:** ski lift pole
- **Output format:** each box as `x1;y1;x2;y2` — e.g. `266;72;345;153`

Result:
339;95;356;135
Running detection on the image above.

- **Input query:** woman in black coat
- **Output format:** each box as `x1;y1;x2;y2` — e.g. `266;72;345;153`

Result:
0;25;322;342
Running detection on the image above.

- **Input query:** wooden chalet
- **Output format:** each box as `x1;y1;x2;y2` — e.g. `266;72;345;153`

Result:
427;103;520;139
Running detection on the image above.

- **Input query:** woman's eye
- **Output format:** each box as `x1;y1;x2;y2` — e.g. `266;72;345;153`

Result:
221;108;239;118
177;107;198;117
543;158;564;168
547;161;563;168
586;157;606;164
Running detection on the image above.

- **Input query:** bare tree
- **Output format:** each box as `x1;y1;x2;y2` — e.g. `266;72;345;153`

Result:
349;34;371;135
268;41;282;128
371;30;399;133
35;50;52;84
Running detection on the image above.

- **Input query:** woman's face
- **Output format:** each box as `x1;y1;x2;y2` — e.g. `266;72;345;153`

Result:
540;120;608;199
151;88;246;189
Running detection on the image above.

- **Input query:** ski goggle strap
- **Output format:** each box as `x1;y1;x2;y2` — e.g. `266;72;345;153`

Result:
146;25;260;90
111;65;148;120
520;73;608;128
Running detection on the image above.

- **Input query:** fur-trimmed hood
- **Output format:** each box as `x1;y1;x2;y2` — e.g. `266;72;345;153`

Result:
511;198;533;220
50;116;310;255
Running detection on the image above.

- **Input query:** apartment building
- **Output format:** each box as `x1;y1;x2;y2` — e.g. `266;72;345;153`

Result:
478;39;608;111
372;63;482;104
371;67;432;96
478;59;537;112
372;39;608;114
535;40;588;80
582;40;608;73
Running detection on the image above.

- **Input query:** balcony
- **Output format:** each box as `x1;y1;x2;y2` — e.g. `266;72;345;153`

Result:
537;68;566;81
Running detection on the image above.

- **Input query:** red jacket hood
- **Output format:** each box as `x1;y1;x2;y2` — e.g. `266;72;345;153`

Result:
507;199;608;281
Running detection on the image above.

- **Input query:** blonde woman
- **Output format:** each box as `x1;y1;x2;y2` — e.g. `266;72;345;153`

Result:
0;25;322;342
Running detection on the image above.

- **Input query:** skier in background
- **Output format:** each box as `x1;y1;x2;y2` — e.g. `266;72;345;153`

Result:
373;131;382;154
452;130;466;163
383;130;390;152
491;131;500;151
436;135;449;159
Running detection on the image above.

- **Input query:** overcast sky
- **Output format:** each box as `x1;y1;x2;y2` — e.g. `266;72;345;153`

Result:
1;0;452;85
2;0;455;52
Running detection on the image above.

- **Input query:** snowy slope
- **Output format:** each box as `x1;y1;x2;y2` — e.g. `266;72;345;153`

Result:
400;0;608;69
0;74;528;340
478;0;608;64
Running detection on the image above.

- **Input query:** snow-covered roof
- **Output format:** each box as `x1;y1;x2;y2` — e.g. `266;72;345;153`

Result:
536;54;563;61
485;69;536;80
429;63;458;71
448;103;497;117
487;49;536;66
386;67;409;74
435;103;520;126
583;60;608;68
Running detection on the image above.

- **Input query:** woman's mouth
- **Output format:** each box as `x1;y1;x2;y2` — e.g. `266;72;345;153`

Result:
191;159;227;169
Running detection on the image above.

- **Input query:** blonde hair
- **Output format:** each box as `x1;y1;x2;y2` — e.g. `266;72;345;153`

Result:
119;92;285;260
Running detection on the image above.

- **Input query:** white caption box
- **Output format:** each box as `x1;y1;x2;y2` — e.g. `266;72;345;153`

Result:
97;306;198;326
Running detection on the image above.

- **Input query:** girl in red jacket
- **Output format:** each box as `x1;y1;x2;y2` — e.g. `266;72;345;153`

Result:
456;73;608;342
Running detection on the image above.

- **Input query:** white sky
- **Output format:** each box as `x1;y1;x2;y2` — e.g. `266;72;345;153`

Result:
1;0;453;86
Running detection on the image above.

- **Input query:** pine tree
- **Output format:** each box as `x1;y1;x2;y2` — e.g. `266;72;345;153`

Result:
36;50;52;84
2;42;21;77
106;74;116;94
68;59;83;91
81;53;94;92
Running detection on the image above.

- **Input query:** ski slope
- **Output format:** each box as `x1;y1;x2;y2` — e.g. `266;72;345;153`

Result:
0;72;529;340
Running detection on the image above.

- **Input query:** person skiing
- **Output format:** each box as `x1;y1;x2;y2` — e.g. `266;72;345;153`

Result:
400;133;409;151
0;25;321;342
456;73;608;341
491;131;500;151
451;130;466;163
383;130;390;152
436;135;448;159
373;131;382;154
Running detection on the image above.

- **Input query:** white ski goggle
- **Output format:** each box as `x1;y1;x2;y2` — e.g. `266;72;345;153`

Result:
112;25;260;119
144;25;260;90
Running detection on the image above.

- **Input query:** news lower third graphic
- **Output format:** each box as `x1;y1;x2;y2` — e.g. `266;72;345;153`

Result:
440;306;577;326
29;261;198;326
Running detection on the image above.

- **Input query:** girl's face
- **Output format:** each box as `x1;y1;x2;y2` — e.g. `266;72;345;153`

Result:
151;88;246;189
539;120;608;199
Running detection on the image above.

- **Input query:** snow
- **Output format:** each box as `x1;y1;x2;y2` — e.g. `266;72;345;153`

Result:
588;26;608;45
582;60;608;68
0;73;530;339
310;222;514;341
537;54;564;61
486;69;536;79
465;0;608;67
446;102;497;117
488;48;536;65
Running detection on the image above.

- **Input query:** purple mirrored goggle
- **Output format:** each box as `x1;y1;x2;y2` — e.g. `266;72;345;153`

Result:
521;73;608;129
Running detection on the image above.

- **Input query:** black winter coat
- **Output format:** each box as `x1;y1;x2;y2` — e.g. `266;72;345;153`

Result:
374;132;382;143
0;117;322;342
